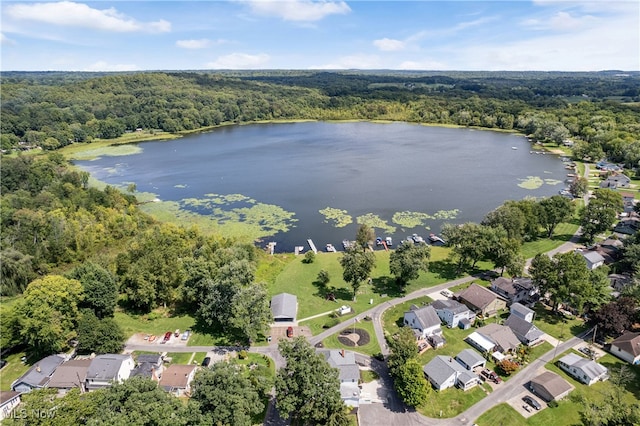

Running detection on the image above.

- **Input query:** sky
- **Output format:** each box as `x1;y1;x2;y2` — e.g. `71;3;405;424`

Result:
1;0;638;72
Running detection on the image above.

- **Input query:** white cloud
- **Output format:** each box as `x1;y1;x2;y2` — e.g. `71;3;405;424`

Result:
176;39;227;49
373;38;405;52
1;33;16;45
83;61;139;72
243;0;350;22
5;1;171;33
397;59;448;71
314;54;382;69
206;52;270;69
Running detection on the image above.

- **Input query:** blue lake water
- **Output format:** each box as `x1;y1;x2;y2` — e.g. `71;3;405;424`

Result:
75;122;569;252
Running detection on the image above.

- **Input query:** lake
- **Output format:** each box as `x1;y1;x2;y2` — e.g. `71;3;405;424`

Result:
75;122;569;252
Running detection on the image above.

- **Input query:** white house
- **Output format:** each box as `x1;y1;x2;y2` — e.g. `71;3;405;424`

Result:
610;332;640;365
431;299;475;328
422;355;480;391
557;353;608;385
159;364;197;397
510;303;535;323
505;314;545;346
581;251;605;270
85;354;135;391
318;349;360;407
403;305;442;339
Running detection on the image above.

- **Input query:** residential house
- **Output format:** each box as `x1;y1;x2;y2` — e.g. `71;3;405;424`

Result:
11;355;65;393
0;391;21;420
596;238;624;264
422;355;480;391
318;349;361;407
403;305;442;339
47;359;91;394
490;277;538;305
609;273;632;294
85;354;135;391
455;349;486;371
614;215;640;235
465;332;496;354
610;332;640;365
620;192;636;212
505;314;545;346
270;293;297;322
130;354;164;382
557;353;608;385
529;371;573;402
475;323;521;354
510;303;535;322
456;283;506;318
600;173;630;189
580;250;605;270
159;364;197;397
431;299;475;329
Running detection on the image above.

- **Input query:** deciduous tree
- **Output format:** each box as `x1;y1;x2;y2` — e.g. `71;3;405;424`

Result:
394;359;430;407
340;247;376;300
66;262;117;318
389;240;431;289
538;195;574;238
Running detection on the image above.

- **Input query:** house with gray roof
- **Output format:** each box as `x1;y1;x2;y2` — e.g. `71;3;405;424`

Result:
558;353;608;385
11;354;65;393
457;283;506;318
422;355;480;391
490;277;538;305
529;371;573;402
581;251;605;270
85;354;134;391
505;314;545;346
476;323;521;354
47;359;91;394
600;173;630;189
403;305;442;339
455;349;486;371
510;303;535;322
431;299;475;328
318;349;360;407
130;354;164;382
270;293;297;322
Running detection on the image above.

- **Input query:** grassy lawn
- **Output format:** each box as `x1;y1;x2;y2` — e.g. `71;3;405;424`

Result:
418;384;490;418
478;351;640;426
381;296;433;336
520;222;580;259
532;305;588;339
165;352;206;365
271;247;454;321
360;369;379;383
114;310;195;338
321;318;380;357
0;351;30;391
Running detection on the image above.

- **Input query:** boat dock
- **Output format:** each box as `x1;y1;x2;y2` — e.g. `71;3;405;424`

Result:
307;239;318;254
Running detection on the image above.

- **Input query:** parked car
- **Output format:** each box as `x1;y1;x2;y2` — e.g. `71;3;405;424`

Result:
174;329;180;337
523;395;541;410
161;331;172;343
440;290;453;298
579;347;596;358
286;326;294;338
202;357;211;367
181;330;191;341
149;335;157;342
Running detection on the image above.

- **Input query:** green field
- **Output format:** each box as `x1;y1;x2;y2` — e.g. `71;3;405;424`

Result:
321;319;381;357
0;351;31;391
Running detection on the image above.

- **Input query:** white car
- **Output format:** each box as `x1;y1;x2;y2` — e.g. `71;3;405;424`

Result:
440;290;453;298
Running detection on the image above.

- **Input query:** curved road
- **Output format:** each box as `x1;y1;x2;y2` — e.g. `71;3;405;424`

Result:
124;162;592;425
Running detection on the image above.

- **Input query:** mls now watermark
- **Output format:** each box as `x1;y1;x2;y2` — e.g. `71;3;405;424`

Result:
8;408;56;419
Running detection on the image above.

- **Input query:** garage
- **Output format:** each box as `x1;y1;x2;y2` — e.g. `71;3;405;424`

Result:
270;293;298;322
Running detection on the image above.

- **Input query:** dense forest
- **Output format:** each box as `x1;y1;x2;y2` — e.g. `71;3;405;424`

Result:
1;70;640;356
2;70;639;168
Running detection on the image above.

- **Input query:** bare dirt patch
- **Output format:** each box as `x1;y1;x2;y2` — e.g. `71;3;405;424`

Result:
337;328;371;347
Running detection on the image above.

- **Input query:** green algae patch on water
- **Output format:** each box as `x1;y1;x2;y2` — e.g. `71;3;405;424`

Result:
518;176;544;189
544;179;563;186
432;209;460;220
357;213;396;234
392;211;433;228
319;207;353;228
68;144;143;161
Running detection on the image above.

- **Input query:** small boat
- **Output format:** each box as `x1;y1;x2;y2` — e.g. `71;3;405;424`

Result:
385;237;393;246
342;240;353;250
375;237;383;246
326;244;336;252
412;233;425;243
512;146;518;150
429;234;446;245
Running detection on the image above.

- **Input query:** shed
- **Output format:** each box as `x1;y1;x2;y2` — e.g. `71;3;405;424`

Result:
270;293;298;322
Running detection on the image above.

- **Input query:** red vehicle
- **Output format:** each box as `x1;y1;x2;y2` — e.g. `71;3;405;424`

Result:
161;331;172;343
286;326;294;338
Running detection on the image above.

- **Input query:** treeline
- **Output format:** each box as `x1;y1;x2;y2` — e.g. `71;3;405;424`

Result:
1;71;639;171
0;154;271;355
